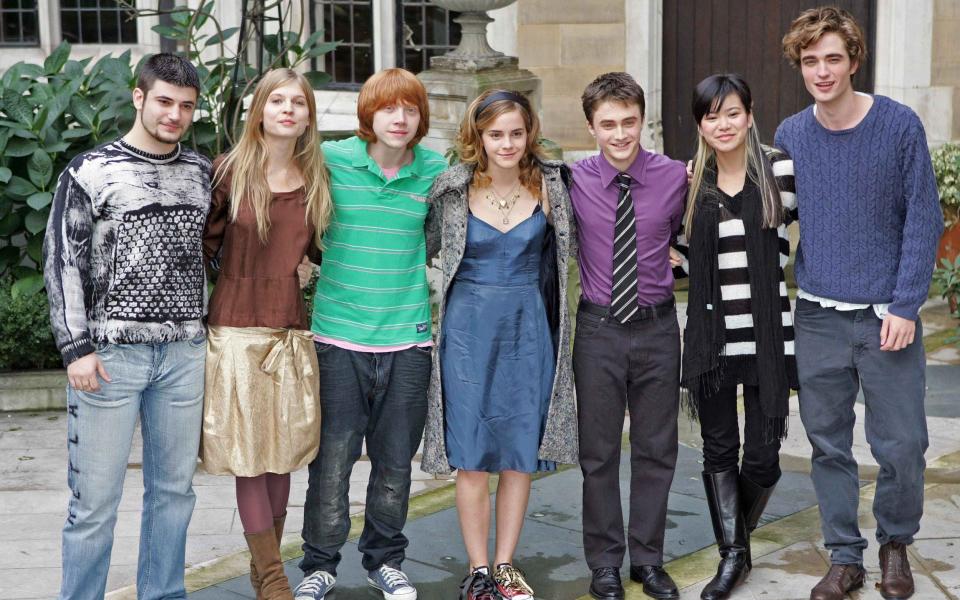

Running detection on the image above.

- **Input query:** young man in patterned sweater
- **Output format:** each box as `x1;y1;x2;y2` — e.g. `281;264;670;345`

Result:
775;8;943;600
43;54;211;600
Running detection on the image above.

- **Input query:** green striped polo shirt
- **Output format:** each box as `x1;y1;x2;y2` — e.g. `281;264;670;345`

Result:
312;136;447;347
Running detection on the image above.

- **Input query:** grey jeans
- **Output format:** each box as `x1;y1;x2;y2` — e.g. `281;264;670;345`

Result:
794;299;928;565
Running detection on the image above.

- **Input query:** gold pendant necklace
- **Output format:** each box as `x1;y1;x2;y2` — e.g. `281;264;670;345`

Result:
487;182;522;225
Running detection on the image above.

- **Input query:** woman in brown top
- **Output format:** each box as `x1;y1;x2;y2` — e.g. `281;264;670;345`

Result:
201;68;332;599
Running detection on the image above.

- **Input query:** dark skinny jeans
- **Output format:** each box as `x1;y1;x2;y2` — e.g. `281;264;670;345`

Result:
698;383;781;487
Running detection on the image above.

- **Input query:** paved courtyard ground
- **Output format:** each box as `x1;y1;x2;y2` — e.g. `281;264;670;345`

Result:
2;300;959;599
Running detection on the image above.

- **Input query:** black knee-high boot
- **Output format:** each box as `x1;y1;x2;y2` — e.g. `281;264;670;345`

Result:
739;473;777;569
700;470;749;600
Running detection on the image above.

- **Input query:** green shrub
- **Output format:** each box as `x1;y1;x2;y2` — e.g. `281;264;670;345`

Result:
0;277;61;370
0;44;138;297
0;1;337;299
932;142;960;228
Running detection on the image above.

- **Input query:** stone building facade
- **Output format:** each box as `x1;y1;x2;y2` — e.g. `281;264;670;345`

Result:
1;0;956;152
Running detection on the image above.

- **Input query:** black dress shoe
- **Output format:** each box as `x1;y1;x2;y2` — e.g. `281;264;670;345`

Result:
629;565;680;599
589;567;624;600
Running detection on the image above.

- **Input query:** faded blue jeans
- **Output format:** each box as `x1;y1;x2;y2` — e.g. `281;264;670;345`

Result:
59;338;205;600
795;299;928;566
300;343;431;576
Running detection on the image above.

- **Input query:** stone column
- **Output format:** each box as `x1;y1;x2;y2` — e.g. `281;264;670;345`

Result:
874;0;956;145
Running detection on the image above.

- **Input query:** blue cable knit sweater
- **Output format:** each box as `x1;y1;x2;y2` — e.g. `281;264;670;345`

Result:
774;95;943;320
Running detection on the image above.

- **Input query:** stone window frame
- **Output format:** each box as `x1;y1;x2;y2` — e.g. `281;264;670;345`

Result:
394;0;460;74
311;0;376;90
59;0;138;45
0;0;40;47
310;0;459;90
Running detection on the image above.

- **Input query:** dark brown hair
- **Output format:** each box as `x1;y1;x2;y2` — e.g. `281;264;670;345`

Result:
136;53;200;96
581;72;645;123
782;6;868;68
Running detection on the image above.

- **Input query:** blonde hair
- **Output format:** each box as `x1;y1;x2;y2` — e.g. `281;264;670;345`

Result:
782;6;868;68
684;74;782;239
456;89;546;196
214;68;332;246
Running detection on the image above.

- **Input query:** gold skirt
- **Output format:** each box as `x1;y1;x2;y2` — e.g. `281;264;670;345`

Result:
200;325;320;477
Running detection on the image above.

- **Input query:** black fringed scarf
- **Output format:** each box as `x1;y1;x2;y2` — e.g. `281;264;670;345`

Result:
681;170;790;443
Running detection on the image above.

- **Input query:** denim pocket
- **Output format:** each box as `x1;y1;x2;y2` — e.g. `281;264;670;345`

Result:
575;311;606;340
412;344;433;356
314;341;337;354
188;335;207;349
794;298;823;316
655;310;680;336
76;387;132;408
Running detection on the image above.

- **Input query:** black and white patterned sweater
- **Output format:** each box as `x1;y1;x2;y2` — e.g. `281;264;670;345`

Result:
43;139;212;366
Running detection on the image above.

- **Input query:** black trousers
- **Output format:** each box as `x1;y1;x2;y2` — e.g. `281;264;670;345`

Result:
573;299;680;569
698;383;781;487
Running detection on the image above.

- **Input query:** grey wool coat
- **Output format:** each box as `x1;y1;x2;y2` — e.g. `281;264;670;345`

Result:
419;160;579;476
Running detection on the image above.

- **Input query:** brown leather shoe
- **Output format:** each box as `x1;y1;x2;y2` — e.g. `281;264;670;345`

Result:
878;542;915;599
809;564;865;600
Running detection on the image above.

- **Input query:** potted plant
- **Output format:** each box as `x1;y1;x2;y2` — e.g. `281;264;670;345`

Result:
933;255;960;317
932;142;960;263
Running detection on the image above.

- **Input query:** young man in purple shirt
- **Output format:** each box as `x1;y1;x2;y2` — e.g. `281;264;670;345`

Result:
569;72;687;600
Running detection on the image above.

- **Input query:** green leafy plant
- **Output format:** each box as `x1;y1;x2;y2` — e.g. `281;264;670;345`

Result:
0;276;61;370
933;255;960;317
132;0;336;156
0;44;139;296
0;2;337;299
932;142;960;228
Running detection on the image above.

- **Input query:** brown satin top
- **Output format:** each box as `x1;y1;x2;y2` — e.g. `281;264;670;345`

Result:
203;159;316;329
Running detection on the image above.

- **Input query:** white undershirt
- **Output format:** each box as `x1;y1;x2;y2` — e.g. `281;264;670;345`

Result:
796;288;889;319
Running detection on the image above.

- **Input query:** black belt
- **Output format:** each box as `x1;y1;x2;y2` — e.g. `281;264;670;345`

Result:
578;296;675;322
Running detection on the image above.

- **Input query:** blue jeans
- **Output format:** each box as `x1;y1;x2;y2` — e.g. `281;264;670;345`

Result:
59;338;206;600
795;300;928;565
300;343;431;576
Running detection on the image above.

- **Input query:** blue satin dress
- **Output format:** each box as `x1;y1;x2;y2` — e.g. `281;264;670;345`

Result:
440;205;556;473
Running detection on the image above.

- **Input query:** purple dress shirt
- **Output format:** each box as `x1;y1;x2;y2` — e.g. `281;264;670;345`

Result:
570;149;688;307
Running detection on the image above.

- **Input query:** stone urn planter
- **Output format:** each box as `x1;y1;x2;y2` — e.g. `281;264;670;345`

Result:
429;0;518;71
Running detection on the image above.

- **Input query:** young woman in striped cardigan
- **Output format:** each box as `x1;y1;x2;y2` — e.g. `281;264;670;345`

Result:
678;73;799;600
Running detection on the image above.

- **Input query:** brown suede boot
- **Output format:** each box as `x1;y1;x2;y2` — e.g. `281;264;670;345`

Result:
250;515;287;600
245;527;293;600
878;542;915;599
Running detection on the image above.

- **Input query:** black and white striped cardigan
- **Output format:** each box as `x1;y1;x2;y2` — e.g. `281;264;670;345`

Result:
676;149;797;362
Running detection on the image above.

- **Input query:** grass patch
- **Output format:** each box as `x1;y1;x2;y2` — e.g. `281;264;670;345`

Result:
924;327;959;354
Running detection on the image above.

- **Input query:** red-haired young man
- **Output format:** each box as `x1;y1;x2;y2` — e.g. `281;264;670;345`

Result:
295;68;447;600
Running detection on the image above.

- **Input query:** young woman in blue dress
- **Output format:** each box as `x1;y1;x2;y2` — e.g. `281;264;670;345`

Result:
422;90;578;600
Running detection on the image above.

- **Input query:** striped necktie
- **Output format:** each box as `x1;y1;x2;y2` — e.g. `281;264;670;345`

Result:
611;172;639;323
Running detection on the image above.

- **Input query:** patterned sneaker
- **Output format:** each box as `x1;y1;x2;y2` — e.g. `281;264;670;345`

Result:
294;570;336;600
367;565;418;600
459;568;500;600
494;564;534;599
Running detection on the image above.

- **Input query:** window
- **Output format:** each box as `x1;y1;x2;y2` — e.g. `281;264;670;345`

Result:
311;0;374;89
61;0;138;45
396;0;459;74
0;0;39;46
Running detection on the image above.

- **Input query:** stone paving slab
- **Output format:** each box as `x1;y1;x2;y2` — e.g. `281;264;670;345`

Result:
189;442;822;600
3;297;958;599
